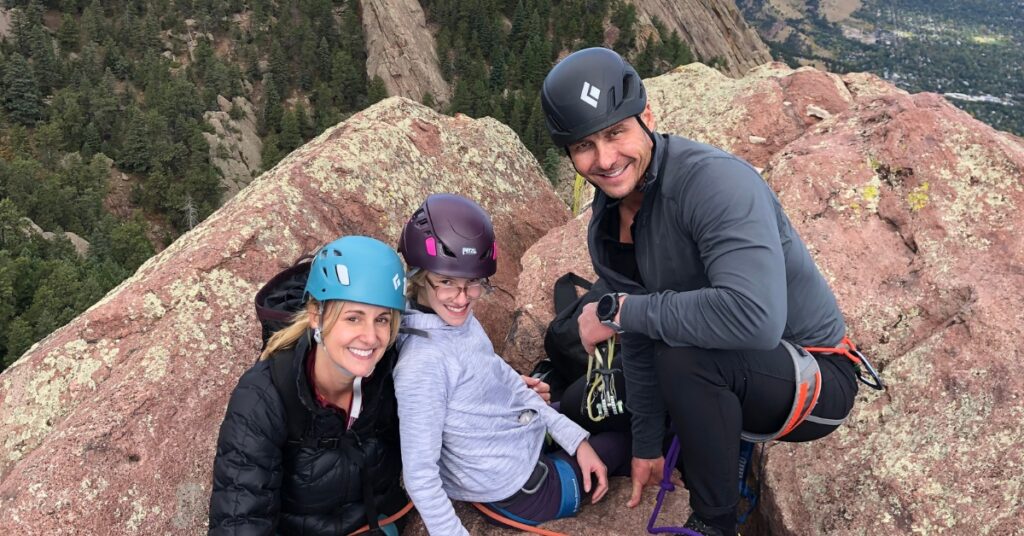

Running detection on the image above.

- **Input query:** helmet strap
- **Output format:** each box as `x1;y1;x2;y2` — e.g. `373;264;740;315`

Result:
635;115;657;147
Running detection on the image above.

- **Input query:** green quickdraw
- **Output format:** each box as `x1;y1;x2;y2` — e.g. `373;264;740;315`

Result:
581;336;624;422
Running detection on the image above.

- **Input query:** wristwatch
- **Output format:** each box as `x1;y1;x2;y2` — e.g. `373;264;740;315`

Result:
596;292;627;333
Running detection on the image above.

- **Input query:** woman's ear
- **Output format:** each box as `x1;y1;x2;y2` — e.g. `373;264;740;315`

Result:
307;302;320;330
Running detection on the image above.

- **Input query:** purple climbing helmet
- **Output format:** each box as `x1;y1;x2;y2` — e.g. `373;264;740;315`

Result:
399;194;498;279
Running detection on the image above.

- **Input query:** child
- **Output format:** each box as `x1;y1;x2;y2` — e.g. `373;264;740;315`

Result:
393;194;628;535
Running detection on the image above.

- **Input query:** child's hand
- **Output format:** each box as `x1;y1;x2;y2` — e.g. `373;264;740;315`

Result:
575;439;609;503
521;374;551;403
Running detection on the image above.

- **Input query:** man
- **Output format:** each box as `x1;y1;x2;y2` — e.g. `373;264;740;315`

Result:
541;48;862;536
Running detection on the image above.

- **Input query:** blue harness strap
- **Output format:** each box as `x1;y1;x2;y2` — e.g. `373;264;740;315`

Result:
552;457;581;519
737;440;759;525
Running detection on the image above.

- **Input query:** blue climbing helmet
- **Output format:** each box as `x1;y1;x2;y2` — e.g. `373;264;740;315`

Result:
304;235;406;311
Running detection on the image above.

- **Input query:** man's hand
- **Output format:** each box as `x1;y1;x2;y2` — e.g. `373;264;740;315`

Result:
520;374;551;404
578;301;617;355
575;440;609;504
627;456;668;508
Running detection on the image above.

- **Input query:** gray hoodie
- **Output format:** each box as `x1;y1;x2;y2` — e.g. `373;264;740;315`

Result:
394;307;588;536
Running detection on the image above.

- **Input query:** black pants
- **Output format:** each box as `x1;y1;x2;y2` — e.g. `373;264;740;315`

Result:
561;342;859;525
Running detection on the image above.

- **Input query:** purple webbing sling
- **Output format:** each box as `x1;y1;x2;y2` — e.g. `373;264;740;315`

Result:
646;436;703;535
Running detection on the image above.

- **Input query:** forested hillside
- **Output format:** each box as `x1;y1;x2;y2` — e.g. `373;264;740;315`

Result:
739;0;1024;135
0;0;693;370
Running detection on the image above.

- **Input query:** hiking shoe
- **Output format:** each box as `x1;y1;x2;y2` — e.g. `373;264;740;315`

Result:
683;513;726;536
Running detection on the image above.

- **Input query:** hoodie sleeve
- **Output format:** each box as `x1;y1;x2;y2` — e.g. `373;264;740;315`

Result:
393;345;469;536
208;366;287;536
503;359;589;455
619;157;788;351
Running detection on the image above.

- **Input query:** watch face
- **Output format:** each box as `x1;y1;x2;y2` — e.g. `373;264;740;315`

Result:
597;294;616;320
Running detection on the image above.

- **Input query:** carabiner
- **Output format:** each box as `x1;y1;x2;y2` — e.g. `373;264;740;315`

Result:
850;348;885;390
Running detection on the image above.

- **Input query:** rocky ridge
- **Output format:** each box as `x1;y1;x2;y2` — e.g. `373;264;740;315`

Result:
202;95;263;200
361;0;451;105
631;0;772;76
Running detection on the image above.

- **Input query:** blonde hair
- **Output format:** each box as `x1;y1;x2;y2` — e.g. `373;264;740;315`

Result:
405;270;428;301
260;299;401;360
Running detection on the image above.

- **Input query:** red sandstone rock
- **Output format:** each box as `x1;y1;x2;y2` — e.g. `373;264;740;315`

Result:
502;211;594;374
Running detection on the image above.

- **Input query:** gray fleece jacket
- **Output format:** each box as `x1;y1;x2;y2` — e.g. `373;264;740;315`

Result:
588;133;846;458
394;307;588;536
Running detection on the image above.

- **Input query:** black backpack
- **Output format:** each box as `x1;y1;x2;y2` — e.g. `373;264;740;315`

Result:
533;272;621;400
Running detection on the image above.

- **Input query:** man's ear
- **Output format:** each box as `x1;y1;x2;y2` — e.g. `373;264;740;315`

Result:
640;103;656;132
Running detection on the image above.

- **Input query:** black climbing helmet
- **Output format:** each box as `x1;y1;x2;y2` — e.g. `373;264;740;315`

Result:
541;47;648;148
399;194;498;279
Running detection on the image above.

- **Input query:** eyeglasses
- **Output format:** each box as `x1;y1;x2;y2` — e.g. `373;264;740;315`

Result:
425;276;492;301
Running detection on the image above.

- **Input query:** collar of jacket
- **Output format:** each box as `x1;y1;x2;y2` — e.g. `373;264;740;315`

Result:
400;306;476;334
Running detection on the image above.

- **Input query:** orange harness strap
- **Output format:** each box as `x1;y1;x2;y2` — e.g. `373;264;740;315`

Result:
805;336;885;391
804;336;863;365
472;503;570;536
346;501;415;536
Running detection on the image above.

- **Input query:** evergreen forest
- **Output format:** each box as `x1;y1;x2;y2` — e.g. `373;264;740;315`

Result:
0;0;694;370
741;0;1024;136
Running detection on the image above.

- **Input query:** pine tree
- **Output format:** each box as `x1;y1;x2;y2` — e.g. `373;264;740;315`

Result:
260;77;283;134
81;0;104;44
293;101;313;139
29;23;61;92
57;13;80;53
82;121;101;157
279;109;302;153
0;199;26;249
260;133;283;171
366;76;388;106
120;107;153;173
2;54;43;126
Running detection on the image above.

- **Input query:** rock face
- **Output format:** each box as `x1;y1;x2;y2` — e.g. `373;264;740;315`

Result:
202;95;263;200
508;64;1024;534
501;210;594;374
0;8;11;40
631;0;772;76
646;62;860;169
361;0;451;104
21;218;91;256
0;97;567;535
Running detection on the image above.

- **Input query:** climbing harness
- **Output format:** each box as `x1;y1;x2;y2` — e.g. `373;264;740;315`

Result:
581;337;624;422
648;338;886;533
741;340;822;443
473;455;581;535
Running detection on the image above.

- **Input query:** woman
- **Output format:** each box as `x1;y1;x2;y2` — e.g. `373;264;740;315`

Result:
209;236;409;536
393;194;629;535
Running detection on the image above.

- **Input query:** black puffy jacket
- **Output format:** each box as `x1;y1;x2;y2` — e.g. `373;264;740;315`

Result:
208;334;406;535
